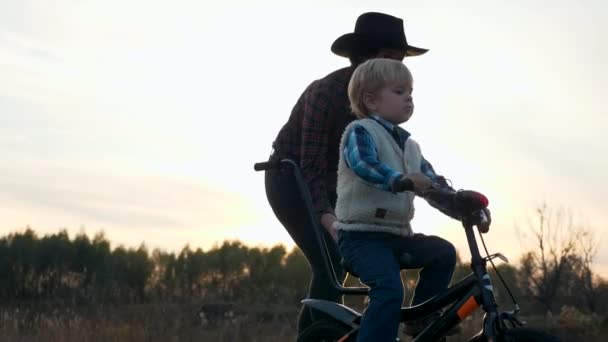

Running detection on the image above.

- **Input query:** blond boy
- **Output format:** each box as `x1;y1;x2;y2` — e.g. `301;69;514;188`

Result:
335;58;463;341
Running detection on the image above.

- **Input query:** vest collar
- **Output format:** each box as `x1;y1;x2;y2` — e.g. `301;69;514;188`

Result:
368;114;411;148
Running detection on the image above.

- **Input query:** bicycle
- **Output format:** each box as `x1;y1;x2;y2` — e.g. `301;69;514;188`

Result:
255;158;560;342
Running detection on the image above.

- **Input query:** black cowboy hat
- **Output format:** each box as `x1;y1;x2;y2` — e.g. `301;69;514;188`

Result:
331;12;428;58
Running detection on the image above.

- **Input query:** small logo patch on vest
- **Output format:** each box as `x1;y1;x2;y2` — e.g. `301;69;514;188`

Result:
375;208;387;219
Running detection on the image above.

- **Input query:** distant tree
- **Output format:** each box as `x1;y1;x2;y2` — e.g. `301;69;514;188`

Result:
90;231;112;292
72;231;93;287
595;280;608;316
244;245;287;303
201;241;249;300
148;248;177;298
517;204;599;314
575;228;600;312
173;245;208;298
37;230;75;297
0;231;19;299
7;228;38;299
488;263;522;309
282;247;310;303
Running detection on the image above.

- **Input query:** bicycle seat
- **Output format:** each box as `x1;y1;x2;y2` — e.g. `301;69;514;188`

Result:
341;252;417;278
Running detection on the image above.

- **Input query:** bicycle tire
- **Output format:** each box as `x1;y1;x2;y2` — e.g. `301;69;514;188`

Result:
296;319;353;342
500;327;561;342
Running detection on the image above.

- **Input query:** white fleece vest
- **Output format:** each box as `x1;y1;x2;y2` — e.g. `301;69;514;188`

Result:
335;118;422;236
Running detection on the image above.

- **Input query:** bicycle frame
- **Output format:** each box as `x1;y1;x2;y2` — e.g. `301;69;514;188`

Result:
303;219;502;341
407;217;502;342
255;158;507;341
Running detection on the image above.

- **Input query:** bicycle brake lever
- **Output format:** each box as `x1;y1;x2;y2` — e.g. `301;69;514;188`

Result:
483;253;509;264
500;307;526;327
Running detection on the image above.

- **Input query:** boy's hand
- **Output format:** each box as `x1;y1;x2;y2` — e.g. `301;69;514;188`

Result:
407;172;432;195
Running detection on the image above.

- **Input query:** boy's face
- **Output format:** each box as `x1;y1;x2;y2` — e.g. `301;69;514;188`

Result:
367;80;414;125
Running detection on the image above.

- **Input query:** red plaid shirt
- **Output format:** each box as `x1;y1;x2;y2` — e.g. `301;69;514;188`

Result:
272;66;356;216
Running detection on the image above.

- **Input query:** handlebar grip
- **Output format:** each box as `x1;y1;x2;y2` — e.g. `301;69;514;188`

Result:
254;159;282;171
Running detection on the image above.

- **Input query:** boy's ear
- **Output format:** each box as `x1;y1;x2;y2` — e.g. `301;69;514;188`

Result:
362;92;376;112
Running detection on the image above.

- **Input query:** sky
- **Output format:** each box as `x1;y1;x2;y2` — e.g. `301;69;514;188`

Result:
1;1;607;274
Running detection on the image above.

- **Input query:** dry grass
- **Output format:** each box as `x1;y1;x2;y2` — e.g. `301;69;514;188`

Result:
0;302;605;341
0;302;298;342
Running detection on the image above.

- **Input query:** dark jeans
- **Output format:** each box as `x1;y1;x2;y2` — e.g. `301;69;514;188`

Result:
264;167;345;333
338;230;456;342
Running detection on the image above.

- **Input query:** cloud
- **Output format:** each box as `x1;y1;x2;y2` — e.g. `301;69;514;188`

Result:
0;30;61;62
506;126;607;205
0;155;259;236
2;181;185;229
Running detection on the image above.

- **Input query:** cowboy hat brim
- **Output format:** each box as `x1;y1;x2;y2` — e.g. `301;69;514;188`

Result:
331;33;428;58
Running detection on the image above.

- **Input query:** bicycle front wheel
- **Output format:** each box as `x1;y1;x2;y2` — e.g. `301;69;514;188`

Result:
500;327;561;342
296;319;353;342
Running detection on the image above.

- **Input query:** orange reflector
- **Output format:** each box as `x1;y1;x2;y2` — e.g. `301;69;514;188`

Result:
337;333;350;342
457;296;479;320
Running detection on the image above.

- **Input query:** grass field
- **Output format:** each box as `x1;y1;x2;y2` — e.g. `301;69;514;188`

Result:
0;302;605;341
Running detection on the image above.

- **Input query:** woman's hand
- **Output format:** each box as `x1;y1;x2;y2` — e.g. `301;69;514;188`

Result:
320;213;338;242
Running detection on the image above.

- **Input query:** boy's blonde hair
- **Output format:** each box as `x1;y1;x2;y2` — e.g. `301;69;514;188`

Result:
348;58;413;118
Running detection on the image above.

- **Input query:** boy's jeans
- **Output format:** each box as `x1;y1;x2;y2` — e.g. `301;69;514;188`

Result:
338;230;456;342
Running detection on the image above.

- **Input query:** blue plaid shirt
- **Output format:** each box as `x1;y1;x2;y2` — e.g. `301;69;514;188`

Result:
343;115;460;219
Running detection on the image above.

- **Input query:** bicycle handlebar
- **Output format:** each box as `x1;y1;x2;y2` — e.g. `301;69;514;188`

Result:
423;187;490;227
454;190;489;212
254;159;490;227
423;187;488;211
253;159;282;171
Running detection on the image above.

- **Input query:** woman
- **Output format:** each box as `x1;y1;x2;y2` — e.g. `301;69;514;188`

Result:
264;12;428;333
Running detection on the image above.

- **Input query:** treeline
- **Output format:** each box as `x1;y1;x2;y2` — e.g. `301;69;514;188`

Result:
1;226;607;317
0;228;309;306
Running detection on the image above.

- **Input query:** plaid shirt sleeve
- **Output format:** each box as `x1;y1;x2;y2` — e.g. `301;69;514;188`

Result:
420;157;461;220
343;125;403;191
300;86;336;216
